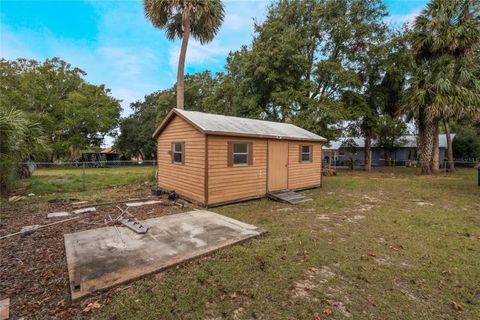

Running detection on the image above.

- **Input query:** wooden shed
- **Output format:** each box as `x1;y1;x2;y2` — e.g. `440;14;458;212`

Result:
152;109;327;207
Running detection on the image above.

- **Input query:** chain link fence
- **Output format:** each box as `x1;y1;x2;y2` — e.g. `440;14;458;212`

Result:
17;160;158;195
322;159;479;170
15;158;480;196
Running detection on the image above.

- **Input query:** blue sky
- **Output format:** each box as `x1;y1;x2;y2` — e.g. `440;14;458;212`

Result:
1;0;428;117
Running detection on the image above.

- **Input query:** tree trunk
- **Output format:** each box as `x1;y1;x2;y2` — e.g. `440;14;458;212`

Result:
418;108;435;174
444;119;455;171
364;129;372;172
176;13;191;110
431;125;440;174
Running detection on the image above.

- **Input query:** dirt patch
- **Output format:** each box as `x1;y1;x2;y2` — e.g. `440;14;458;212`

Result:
0;190;185;319
291;279;316;297
394;279;424;303
358;204;374;212
416;202;433;206
362;195;380;203
292;266;353;317
374;256;414;269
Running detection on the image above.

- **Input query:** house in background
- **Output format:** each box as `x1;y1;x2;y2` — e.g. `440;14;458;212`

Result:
80;147;120;164
323;134;455;167
152;109;327;206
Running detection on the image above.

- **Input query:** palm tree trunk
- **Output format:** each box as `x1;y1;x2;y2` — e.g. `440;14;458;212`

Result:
431;125;440;174
444;119;455;171
364;128;372;172
418;109;434;174
176;13;191;110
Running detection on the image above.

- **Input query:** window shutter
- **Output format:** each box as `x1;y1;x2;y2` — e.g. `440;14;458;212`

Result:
227;142;233;167
248;142;253;165
170;143;174;163
310;144;313;162
299;144;302;163
181;142;185;164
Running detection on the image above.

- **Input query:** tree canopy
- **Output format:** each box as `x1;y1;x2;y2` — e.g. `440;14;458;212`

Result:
0;58;122;161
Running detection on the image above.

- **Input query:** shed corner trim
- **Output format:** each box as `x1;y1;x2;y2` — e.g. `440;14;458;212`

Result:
152;108;206;139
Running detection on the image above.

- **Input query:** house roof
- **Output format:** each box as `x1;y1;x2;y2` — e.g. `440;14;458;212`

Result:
152;109;327;142
323;134;455;150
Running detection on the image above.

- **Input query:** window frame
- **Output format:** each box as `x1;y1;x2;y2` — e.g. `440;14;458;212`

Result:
171;142;185;165
299;144;313;163
228;141;253;167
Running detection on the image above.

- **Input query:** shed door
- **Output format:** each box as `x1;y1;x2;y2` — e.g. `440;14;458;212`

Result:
268;140;288;191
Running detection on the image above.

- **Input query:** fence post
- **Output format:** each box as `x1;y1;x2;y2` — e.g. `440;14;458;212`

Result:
82;162;86;191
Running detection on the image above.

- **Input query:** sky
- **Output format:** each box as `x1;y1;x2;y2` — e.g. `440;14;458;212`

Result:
1;0;428;144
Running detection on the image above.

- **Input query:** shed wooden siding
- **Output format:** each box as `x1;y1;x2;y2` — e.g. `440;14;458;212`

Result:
207;136;267;205
287;142;322;189
157;116;205;203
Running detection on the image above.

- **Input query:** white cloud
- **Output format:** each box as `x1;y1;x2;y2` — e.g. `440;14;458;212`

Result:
224;13;253;31
0;23;40;59
168;39;230;72
388;8;422;27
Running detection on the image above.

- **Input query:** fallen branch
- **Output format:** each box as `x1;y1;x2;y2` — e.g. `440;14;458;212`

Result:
72;198;160;209
0;216;83;240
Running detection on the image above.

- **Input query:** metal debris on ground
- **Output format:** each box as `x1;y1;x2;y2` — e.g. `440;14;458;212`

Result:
20;225;41;234
72;198;155;209
72;207;96;215
0;298;9;320
8;195;26;202
0;216;82;240
115;205;129;221
71;200;89;206
125;200;163;207
120;218;149;234
47;211;70;218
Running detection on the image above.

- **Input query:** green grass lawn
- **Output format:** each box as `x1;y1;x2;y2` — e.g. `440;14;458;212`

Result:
84;168;479;320
22;165;156;195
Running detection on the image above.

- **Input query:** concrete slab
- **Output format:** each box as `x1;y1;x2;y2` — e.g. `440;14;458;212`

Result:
64;210;265;300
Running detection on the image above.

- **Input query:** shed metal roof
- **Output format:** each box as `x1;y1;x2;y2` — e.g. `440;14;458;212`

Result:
153;109;327;142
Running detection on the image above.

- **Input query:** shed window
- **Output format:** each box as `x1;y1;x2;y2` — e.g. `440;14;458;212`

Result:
172;142;184;164
234;143;248;165
228;142;253;166
299;145;312;162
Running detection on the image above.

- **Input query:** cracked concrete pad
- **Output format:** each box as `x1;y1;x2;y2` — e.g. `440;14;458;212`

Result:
64;210;265;300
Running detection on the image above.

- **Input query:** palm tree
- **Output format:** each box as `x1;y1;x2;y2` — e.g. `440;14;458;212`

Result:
0;105;47;194
144;0;225;109
407;0;480;174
